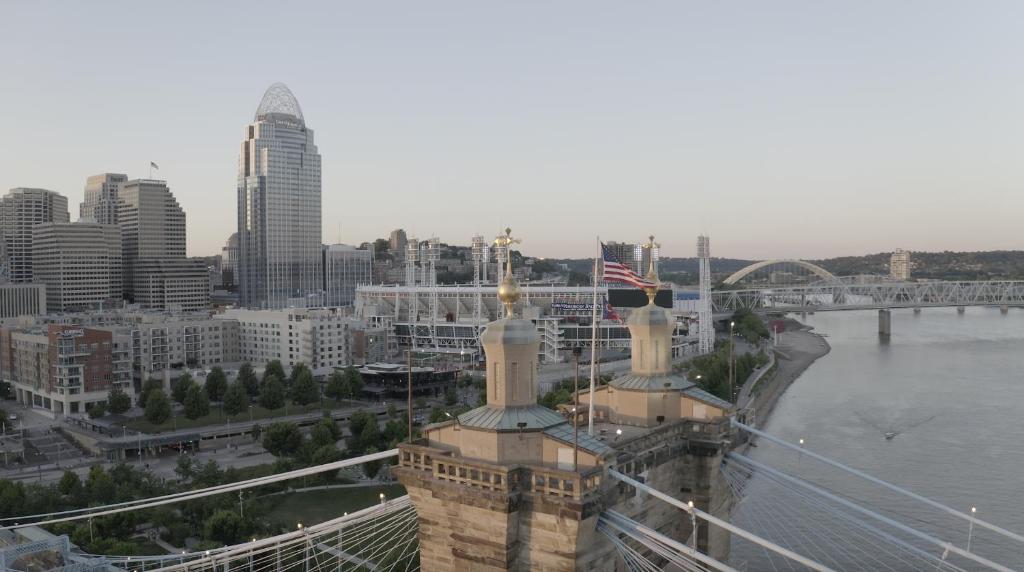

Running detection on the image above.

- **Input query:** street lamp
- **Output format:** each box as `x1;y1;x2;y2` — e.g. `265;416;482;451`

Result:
687;500;697;551
248;405;253;424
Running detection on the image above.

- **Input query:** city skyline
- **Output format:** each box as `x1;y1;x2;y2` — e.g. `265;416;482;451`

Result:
3;2;1024;260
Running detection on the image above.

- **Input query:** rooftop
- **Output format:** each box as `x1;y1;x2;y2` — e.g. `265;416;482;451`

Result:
255;82;305;126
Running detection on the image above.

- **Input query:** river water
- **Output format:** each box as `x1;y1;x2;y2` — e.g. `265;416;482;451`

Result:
729;308;1024;571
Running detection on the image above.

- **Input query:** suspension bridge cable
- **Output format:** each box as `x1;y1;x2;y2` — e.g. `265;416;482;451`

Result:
723;462;967;572
727;452;1016;572
600;511;737;572
0;448;399;530
609;469;839;572
733;420;1024;547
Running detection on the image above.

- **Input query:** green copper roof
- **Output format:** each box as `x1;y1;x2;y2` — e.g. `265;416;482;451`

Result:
542;423;614;456
609;373;694;392
457;404;567;431
682;386;734;410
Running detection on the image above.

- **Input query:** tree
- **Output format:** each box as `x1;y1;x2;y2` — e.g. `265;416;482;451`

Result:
58;471;82;497
325;370;348;402
309;419;340;449
204;509;247;545
87;402;106;419
183;385;210;420
222;381;248;417
172;373;195;405
358;415;382;453
263;360;285;384
259;374;286;410
175;456;195;480
386;403;397;418
250;423;262;442
289;362;310;387
362;446;383;479
342;366;364;401
262;422;303;457
291;368;319;406
144;389;172;425
444;386;458;406
310;445;343;483
238;363;259;397
205;367;228;401
138;378;163;408
86;465;116;504
107;387;131;414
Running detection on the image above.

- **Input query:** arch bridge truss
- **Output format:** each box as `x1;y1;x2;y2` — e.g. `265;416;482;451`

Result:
712;280;1024;312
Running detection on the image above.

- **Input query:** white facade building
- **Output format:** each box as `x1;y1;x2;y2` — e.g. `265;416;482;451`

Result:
890;249;911;281
217;307;357;375
237;83;323;309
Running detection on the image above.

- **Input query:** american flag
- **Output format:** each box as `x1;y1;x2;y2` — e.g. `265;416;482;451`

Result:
603;299;623;323
601;243;655;289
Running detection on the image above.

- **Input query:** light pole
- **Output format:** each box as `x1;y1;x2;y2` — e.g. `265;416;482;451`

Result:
728;321;736;403
968;507;977;552
248;405;253;424
573;347;581;472
406;350;413;443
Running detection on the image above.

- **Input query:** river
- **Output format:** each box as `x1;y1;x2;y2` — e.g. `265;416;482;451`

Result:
729;308;1024;571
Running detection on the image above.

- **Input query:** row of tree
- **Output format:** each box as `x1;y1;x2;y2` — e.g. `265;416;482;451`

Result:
120;361;368;426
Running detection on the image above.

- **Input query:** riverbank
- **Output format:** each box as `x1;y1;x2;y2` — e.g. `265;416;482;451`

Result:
742;318;830;429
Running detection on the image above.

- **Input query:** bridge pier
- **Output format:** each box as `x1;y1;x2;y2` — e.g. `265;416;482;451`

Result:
878;309;891;339
913;307;921;315
957;306;966;315
1001;305;1009;315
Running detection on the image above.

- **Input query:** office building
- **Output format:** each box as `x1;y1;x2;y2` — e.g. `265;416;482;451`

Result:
32;222;122;312
118;178;209;310
80;173;127;225
129;258;211;313
0;283;46;318
237;83;323;309
0;188;70;283
323;244;373;307
221;232;239;288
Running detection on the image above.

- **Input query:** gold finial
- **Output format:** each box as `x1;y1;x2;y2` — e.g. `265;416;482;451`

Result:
495;228;522;318
641;235;661;304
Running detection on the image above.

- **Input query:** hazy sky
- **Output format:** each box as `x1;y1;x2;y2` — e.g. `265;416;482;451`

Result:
2;1;1022;260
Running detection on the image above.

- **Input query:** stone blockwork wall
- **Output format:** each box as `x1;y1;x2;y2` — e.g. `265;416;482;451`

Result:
397;466;620;571
610;426;734;560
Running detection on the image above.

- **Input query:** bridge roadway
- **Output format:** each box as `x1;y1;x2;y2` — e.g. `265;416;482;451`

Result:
712;280;1024;313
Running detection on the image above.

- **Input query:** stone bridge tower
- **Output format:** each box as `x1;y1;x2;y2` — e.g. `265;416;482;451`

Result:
396;230;736;570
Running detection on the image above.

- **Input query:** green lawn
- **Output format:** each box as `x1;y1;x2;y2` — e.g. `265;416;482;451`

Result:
256;485;408;530
124;399;348;434
127;537;172;556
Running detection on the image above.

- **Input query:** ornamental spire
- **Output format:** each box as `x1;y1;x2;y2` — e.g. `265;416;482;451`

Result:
640;235;661;304
494;228;522;318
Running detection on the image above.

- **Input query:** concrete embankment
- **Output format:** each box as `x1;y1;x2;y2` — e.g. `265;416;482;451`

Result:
742;319;831;429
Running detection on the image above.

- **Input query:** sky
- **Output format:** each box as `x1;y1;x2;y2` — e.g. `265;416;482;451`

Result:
1;1;1023;260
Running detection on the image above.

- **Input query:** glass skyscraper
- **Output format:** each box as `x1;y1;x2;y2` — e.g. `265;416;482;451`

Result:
237;83;323;309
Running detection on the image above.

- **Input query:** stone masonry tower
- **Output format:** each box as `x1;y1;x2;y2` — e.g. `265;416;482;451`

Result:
396;229;617;571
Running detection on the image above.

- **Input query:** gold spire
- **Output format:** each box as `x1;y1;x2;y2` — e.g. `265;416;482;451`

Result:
641;235;661;304
495;228;522;318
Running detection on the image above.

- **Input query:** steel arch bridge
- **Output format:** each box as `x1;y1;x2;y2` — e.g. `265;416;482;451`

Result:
712;280;1024;312
722;259;838;285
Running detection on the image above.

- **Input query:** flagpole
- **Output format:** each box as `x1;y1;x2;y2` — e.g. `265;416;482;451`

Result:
588;236;599;436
